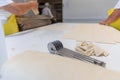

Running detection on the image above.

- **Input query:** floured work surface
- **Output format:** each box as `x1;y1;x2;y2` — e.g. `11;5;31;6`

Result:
1;51;120;80
34;23;75;31
63;23;120;43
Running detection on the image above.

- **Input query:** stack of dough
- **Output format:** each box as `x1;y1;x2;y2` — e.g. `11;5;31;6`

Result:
75;41;109;57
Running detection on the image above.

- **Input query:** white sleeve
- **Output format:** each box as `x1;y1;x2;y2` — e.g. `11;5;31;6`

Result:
0;0;13;7
114;0;120;9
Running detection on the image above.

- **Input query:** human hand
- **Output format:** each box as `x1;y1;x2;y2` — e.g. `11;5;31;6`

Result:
99;20;109;26
29;1;38;10
29;1;39;15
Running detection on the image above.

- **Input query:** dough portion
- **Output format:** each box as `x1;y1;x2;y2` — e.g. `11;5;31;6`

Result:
1;51;120;80
63;23;120;43
75;41;109;57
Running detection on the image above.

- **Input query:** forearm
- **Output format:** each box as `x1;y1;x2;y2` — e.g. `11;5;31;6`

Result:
105;9;120;24
11;2;32;15
100;9;120;25
1;4;28;15
1;1;38;15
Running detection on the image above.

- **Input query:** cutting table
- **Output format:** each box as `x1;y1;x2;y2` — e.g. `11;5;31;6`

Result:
5;23;120;72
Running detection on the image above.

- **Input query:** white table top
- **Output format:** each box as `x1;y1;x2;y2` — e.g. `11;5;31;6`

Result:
5;23;120;72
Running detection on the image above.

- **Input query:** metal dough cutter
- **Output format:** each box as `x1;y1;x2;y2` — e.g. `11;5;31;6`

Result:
47;40;106;67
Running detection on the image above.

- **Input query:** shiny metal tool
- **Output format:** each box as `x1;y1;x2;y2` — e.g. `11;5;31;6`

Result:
47;40;106;67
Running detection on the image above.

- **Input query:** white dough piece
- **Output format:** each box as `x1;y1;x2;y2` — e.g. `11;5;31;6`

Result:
75;41;109;57
1;51;120;80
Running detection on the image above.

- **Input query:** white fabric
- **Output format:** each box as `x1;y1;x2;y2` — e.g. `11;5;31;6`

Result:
0;0;13;25
0;21;7;74
114;0;120;9
42;7;54;18
0;10;12;25
0;0;13;7
0;0;13;73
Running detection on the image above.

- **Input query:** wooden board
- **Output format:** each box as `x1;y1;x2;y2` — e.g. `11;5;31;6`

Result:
16;15;51;31
63;23;120;44
1;51;120;80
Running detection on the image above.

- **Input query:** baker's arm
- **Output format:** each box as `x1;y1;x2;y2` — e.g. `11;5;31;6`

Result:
100;9;120;25
1;1;38;15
